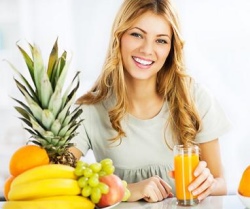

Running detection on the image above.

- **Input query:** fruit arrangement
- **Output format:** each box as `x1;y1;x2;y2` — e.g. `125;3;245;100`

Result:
75;158;131;207
4;145;95;209
3;39;131;208
4;146;130;208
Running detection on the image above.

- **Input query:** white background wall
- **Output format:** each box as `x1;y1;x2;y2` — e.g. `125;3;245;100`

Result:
0;0;250;195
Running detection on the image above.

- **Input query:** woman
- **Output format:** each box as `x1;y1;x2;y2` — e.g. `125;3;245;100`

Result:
70;0;231;203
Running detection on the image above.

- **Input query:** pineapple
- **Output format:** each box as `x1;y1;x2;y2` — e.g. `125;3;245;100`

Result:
8;39;82;167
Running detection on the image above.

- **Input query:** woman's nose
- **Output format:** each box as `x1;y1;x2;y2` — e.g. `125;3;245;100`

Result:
139;40;154;55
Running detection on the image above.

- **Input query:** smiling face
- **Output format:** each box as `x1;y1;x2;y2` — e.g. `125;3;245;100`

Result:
121;11;172;83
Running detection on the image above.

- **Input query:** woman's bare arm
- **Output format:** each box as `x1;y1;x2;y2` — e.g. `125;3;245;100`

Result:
69;147;83;160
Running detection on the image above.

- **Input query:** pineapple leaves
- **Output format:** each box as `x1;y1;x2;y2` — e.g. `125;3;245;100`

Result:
63;106;83;127
10;39;83;164
14;79;43;123
41;109;55;130
14;106;31;121
61;71;80;109
47;38;58;79
33;45;53;108
57;72;80;124
16;44;35;83
50;51;67;90
5;60;38;102
47;55;72;118
48;87;63;118
51;119;62;136
19;118;32;129
13;98;32;116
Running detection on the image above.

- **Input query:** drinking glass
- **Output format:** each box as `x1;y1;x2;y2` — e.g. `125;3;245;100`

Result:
174;144;199;206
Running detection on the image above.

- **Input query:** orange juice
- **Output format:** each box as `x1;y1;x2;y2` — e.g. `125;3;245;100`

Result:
174;145;199;206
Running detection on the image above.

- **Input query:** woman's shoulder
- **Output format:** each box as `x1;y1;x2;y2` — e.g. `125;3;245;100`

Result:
191;82;214;102
75;93;116;117
190;82;221;117
77;91;116;110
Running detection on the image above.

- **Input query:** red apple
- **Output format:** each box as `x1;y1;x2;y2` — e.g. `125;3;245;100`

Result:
97;174;125;208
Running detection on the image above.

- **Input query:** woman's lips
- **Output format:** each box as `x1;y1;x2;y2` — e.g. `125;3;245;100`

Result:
132;56;154;69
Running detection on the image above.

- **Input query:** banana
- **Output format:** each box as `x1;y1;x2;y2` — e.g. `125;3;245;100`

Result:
3;196;95;209
8;178;81;200
11;164;77;188
35;195;95;208
34;195;93;202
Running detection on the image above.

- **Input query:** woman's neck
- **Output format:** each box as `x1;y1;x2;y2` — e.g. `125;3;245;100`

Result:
126;79;164;120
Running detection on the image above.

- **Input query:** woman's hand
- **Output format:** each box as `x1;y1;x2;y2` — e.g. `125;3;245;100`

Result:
169;140;227;201
188;161;216;201
127;176;173;202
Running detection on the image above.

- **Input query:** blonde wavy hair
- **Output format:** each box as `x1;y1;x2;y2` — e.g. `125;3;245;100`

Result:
77;0;201;146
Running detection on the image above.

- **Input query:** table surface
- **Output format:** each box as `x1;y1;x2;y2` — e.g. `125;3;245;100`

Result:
0;195;246;209
114;195;246;209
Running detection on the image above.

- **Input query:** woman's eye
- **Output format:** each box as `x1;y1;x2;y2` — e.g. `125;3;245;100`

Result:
156;39;167;44
131;32;142;38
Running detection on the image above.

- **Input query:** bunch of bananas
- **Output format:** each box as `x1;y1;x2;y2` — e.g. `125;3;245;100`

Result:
4;164;95;209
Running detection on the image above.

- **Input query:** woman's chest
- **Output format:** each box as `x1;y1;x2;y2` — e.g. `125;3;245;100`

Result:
92;117;174;169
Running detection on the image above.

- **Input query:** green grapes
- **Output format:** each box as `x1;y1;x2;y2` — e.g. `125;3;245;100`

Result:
122;180;127;188
98;170;107;177
98;182;109;194
76;160;89;168
74;158;116;204
75;158;131;204
88;174;99;187
100;158;113;167
89;162;102;173
82;167;93;178
122;188;131;202
121;180;131;202
102;165;115;175
90;187;102;203
81;185;92;197
78;176;88;188
74;166;83;177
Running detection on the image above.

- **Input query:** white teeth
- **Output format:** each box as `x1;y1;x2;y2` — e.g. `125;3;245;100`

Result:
133;57;153;65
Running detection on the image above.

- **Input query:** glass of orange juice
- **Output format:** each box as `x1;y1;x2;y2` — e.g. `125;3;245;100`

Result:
174;144;199;206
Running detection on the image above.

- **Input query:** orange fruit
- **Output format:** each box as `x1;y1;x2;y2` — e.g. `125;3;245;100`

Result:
3;176;15;200
9;145;50;176
238;165;250;196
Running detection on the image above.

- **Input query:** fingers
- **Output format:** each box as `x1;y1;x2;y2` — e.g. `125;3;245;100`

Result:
143;192;158;203
143;176;172;203
158;177;172;195
143;182;162;203
193;161;207;177
188;161;215;201
168;170;175;178
195;174;215;201
143;177;166;202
